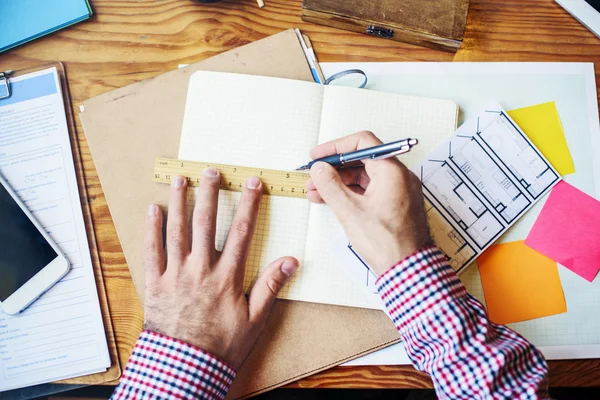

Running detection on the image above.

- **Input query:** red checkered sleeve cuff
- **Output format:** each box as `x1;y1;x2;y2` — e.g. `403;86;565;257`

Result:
376;245;549;399
111;330;235;400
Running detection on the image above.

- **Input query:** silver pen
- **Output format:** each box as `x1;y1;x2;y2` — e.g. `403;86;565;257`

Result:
295;138;418;171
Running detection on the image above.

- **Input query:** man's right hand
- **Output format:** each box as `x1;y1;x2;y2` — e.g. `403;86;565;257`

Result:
306;131;431;276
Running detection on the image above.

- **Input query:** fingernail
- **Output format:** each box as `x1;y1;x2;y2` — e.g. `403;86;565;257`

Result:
204;167;218;177
281;259;299;277
247;176;261;189
147;204;158;217
171;175;185;188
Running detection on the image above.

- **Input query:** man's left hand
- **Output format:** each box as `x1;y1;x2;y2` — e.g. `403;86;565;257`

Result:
143;170;299;370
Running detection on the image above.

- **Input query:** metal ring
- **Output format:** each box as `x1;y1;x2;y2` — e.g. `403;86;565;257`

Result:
324;69;368;89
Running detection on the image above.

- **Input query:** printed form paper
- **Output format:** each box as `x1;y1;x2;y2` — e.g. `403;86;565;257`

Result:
0;68;110;391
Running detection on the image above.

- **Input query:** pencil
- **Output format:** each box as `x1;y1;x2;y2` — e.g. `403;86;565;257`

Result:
257;0;264;8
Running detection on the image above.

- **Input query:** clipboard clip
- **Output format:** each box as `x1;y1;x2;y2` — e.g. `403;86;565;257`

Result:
0;70;15;100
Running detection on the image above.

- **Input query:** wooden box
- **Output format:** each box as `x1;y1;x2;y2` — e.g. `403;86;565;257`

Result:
301;0;471;53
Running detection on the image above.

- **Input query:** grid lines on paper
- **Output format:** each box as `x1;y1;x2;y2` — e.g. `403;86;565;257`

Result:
179;71;323;171
318;85;458;169
187;188;310;298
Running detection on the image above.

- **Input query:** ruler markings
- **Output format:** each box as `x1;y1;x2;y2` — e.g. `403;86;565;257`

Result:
153;157;311;199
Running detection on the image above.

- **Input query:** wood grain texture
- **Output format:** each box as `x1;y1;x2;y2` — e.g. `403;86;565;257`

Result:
2;0;600;389
302;0;469;52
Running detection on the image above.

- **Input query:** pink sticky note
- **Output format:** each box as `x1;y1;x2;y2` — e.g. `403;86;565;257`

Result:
525;181;600;282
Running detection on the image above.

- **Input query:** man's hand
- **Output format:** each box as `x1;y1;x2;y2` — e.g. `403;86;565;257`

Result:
306;131;431;276
143;171;299;370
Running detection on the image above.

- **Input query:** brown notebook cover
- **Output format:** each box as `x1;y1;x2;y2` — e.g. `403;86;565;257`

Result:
302;0;471;52
11;62;121;386
79;29;400;399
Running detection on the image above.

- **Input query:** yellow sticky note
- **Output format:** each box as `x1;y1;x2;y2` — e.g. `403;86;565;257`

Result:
508;102;575;176
478;241;567;325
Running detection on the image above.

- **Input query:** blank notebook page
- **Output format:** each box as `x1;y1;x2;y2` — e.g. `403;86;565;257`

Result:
179;71;322;297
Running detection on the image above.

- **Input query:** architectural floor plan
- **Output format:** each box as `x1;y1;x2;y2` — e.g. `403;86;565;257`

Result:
333;103;561;299
416;103;561;273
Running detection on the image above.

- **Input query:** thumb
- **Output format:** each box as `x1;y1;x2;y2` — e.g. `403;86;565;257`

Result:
310;162;355;210
248;257;299;326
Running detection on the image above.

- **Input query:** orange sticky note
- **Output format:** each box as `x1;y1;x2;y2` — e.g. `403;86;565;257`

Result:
478;241;566;325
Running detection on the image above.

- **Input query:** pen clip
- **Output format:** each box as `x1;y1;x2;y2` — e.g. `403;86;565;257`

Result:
371;145;411;160
0;70;14;100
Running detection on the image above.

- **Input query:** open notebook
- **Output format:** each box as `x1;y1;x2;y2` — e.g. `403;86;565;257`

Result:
179;71;458;309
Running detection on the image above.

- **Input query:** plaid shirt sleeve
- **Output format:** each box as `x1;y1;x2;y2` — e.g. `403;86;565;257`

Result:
376;245;550;400
111;330;235;400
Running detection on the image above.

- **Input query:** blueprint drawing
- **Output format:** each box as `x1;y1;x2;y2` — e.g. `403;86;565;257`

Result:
414;103;561;273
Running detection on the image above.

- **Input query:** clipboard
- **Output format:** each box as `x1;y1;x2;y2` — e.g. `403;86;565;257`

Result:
6;63;121;387
79;29;399;399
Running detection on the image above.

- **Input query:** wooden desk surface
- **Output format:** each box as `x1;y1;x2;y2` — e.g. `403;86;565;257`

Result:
3;0;600;389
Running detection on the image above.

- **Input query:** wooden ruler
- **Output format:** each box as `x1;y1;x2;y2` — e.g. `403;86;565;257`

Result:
153;157;310;199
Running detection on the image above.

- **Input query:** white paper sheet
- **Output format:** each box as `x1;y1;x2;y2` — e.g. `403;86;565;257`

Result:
320;62;600;364
0;68;110;391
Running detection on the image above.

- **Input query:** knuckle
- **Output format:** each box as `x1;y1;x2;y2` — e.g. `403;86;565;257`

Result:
145;282;162;298
147;217;162;229
144;240;160;256
230;241;247;260
321;169;338;187
249;319;265;334
391;162;410;181
358;130;375;139
168;235;187;254
233;220;252;238
168;223;187;239
216;274;236;293
194;264;211;281
144;253;160;269
194;210;212;227
265;275;284;296
195;235;214;253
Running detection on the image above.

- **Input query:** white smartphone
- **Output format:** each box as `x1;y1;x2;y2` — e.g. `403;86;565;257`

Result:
0;173;70;315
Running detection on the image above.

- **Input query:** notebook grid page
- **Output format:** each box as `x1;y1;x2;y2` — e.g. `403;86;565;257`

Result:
179;71;321;301
300;85;459;309
186;189;310;297
179;71;323;171
178;72;459;308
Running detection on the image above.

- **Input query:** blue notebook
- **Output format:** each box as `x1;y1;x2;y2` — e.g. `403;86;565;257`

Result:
0;0;92;53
